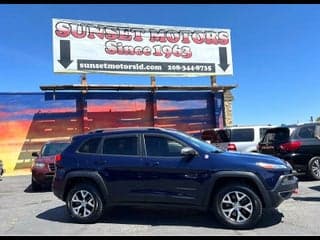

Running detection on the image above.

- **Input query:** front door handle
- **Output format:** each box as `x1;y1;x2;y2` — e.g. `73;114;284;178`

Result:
184;173;198;179
152;161;160;167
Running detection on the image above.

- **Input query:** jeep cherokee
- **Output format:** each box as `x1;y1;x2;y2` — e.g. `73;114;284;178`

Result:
52;127;298;229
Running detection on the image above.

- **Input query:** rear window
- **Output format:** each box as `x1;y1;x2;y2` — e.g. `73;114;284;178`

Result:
230;128;254;142
201;129;226;143
203;128;254;142
260;128;290;144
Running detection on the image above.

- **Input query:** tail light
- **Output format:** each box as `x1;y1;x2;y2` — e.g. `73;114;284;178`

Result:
227;143;237;151
280;141;301;152
55;154;62;162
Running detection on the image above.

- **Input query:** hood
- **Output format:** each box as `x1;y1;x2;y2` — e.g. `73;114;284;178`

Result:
215;151;286;166
35;155;56;164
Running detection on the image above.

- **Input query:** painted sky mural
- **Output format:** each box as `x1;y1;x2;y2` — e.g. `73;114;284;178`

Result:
0;91;224;173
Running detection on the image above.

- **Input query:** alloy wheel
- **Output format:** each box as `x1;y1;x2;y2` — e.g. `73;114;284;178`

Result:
220;191;253;223
70;190;96;218
311;159;320;177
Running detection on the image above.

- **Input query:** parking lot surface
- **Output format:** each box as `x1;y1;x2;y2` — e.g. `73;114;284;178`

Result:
0;174;319;236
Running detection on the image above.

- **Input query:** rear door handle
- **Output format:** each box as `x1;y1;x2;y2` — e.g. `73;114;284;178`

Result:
94;160;106;165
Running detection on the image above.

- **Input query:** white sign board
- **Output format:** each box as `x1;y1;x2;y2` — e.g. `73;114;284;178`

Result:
52;18;233;76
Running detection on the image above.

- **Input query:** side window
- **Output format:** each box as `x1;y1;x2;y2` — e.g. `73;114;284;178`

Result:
78;137;102;154
259;128;269;140
145;135;185;157
103;136;138;156
298;126;315;139
230;128;254;142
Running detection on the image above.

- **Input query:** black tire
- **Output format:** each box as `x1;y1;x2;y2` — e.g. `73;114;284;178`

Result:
212;184;263;229
308;157;320;180
66;183;104;223
31;178;42;192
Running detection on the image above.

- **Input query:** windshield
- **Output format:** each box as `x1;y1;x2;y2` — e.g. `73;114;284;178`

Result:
41;142;70;156
171;130;224;153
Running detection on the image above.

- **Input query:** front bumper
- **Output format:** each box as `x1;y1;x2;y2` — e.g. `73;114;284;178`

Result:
32;169;55;185
265;174;298;208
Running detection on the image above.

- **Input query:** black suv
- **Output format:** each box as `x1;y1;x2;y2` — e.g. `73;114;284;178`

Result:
258;123;320;180
52;127;298;229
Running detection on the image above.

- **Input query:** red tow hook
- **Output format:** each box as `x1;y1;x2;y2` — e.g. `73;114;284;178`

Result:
293;188;299;194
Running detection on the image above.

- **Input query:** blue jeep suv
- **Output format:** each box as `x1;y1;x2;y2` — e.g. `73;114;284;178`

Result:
52;127;298;229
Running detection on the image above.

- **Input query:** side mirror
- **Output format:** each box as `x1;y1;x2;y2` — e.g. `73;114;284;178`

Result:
32;152;39;157
181;147;197;157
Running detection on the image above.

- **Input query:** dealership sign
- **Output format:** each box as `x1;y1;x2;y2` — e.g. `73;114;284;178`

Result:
52;18;233;76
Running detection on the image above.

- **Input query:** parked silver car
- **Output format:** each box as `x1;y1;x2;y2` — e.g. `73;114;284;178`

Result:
201;125;276;153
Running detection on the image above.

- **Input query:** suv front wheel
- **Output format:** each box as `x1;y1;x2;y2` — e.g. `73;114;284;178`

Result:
66;183;104;223
212;184;263;229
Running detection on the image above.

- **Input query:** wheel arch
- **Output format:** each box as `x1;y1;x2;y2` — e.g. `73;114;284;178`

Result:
204;171;270;209
63;171;109;203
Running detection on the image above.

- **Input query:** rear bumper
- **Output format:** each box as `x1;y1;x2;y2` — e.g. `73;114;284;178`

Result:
265;174;298;208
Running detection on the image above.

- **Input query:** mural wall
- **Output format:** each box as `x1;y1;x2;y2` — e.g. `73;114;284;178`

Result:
0;91;224;173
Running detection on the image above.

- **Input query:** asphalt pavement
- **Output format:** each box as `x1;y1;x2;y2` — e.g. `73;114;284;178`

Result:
0;174;319;236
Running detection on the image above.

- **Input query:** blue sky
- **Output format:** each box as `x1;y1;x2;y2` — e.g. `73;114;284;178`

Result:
0;4;319;126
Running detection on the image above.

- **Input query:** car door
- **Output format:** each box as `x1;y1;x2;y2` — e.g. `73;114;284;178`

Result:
140;133;209;206
97;133;146;203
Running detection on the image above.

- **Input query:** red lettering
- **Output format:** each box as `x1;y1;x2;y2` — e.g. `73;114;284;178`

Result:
118;28;132;41
143;46;151;56
105;27;118;40
105;41;117;54
218;31;229;45
181;31;191;44
191;32;205;44
152;45;163;56
70;23;87;39
205;31;219;45
166;30;180;43
87;25;105;40
55;22;71;38
149;30;166;43
132;29;144;42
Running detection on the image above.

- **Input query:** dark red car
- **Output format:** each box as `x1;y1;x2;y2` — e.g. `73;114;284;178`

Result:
31;140;70;191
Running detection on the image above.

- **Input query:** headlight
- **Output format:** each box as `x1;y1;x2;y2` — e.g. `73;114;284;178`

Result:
35;162;46;168
256;162;288;170
284;161;293;170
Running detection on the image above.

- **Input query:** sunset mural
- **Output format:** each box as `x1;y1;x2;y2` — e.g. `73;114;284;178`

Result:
0;91;224;174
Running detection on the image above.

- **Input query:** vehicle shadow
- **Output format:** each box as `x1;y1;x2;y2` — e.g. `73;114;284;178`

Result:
36;205;283;229
292;197;320;202
309;185;320;192
24;184;52;193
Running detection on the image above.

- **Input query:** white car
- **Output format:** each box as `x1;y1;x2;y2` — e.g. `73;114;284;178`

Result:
201;125;277;153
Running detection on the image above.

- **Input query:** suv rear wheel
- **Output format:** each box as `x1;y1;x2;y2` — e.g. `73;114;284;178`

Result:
66;183;104;223
212;184;262;229
308;157;320;180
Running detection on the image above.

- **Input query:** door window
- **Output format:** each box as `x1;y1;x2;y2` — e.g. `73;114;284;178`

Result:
103;136;138;156
145;135;185;157
298;125;315;139
78;137;102;154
